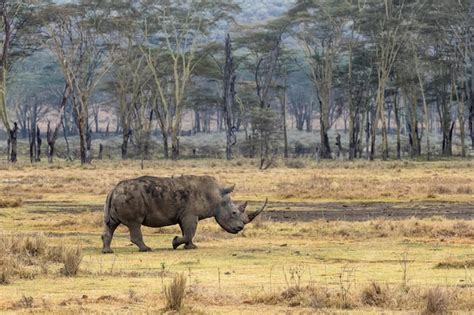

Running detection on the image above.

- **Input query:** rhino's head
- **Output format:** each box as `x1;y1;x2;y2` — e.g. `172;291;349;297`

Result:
214;185;268;234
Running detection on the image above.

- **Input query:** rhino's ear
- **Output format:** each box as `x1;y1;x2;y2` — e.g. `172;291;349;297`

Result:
220;184;235;195
238;201;248;213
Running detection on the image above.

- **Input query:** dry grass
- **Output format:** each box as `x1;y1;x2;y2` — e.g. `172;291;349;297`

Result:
0;160;473;313
0;197;22;208
60;246;82;276
0;256;13;285
0;233;83;283
164;273;187;311
285;159;307;169
422;287;448;315
244;283;465;313
0;159;473;203
436;259;474;269
360;282;390;307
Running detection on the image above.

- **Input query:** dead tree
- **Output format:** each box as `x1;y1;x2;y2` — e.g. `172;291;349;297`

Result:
223;34;237;160
47;84;70;163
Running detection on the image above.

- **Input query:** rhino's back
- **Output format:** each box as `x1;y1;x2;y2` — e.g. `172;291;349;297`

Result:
110;175;220;227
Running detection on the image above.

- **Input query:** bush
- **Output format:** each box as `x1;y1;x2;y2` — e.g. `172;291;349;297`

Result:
285;159;307;169
423;287;448;315
0;256;13;285
61;246;82;276
360;282;389;307
164;273;187;311
0;197;22;208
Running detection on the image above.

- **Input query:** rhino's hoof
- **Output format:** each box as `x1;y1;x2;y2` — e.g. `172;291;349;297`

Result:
172;236;179;250
102;248;114;254
139;246;152;252
184;243;197;250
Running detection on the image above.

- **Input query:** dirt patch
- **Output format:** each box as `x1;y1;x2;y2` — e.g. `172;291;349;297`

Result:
25;200;474;222
261;201;474;222
25;201;103;214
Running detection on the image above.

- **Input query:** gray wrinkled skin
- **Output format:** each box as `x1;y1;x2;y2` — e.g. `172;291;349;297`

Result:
101;175;267;253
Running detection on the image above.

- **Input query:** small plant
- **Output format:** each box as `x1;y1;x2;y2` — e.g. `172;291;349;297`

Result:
23;236;47;257
338;266;355;309
0;256;13;285
285;159;307;169
61;246;82;276
361;282;388;307
14;295;34;308
400;250;410;288
164;273;187;311
423;287;448;315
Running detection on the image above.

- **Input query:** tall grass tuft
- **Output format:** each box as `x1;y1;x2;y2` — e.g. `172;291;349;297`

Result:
422;287;448;315
61;246;83;276
164;273;187;311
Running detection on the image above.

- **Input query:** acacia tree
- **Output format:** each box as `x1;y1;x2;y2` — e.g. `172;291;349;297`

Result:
0;0;39;162
293;0;346;159
237;14;290;168
364;0;408;160
140;1;237;160
44;3;113;164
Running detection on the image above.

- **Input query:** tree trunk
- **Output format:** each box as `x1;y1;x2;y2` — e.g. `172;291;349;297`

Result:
393;93;401;160
162;132;169;159
86;128;92;163
319;99;332;159
36;126;42;162
194;110;201;133
282;90;288;159
121;127;130;159
306;104;313;132
8;123;18;163
171;133;179;160
98;143;103;160
470;54;474;149
458;90;466;157
335;133;342;158
223;34;236;160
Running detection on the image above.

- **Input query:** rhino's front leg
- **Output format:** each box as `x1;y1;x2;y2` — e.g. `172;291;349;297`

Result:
172;215;198;250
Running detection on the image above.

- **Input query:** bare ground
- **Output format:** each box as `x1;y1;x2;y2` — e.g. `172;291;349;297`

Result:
24;200;474;221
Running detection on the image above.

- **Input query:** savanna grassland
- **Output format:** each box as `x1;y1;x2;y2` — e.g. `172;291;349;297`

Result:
0;159;473;313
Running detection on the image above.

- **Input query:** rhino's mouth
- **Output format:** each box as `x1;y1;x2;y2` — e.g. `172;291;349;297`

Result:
232;226;244;234
225;225;244;234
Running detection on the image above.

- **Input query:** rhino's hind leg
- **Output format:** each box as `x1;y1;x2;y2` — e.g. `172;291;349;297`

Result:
128;224;152;252
172;216;198;250
102;221;120;254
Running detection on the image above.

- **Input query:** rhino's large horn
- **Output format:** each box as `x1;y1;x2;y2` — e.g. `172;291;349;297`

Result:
245;198;268;224
220;184;235;195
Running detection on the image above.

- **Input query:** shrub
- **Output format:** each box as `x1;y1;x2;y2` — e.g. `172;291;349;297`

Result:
164;273;187;311
360;282;389;307
61;246;82;276
285;159;307;169
423;287;448;315
0;197;22;208
0;256;13;285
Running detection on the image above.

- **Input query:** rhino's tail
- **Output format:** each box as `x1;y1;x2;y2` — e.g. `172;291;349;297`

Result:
104;190;118;227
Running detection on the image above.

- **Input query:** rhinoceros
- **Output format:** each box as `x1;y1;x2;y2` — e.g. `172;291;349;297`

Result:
101;175;267;253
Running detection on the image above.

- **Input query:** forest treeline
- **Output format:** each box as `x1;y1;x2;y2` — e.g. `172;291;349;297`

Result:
0;0;472;166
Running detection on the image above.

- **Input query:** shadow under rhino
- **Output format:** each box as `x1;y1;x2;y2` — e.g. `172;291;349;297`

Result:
101;175;267;253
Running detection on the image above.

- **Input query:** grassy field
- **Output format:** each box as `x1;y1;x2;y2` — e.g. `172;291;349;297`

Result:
0;159;473;313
